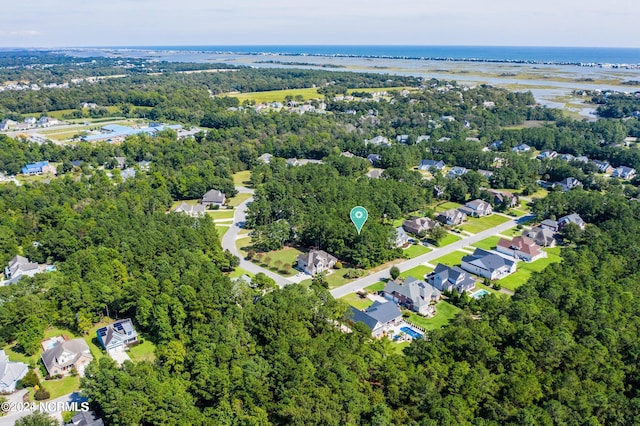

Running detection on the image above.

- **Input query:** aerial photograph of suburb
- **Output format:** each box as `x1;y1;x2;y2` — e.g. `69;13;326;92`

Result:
0;1;639;425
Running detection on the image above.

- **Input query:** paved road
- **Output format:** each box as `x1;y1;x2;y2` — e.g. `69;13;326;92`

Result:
0;391;87;425
221;187;292;287
330;214;535;298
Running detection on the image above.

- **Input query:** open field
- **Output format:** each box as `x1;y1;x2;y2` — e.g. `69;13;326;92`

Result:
459;214;511;234
406;301;461;330
228;88;321;103
341;293;375;310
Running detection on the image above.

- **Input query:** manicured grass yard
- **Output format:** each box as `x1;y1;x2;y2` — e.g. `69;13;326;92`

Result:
341;293;374;310
236;236;252;257
215;225;230;241
432;250;468;267
252;247;303;277
400;265;434;280
435;233;462;247
43;375;80;399
391;341;411;355
472;235;501;251
500;226;525;237
497;247;563;291
403;244;431;258
406;301;461;330
128;338;156;363
433;201;463;213
365;281;386;292
227;192;252;207
229;267;253;279
207;209;235;220
232;170;252;186
459;214;511;234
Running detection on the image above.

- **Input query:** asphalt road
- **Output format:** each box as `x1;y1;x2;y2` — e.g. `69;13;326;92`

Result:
330;214;535;298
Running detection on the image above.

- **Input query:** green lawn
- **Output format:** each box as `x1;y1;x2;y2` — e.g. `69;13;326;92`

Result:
365;281;386;292
472;235;501;251
128;339;156;363
400;265;434;280
497;247;563;291
232;170;252;186
227;192;252;207
230;88;321;103
207;209;235;219
500;226;525;237
215;225;230;241
229;267;253;279
432;250;468;267
236;236;252;257
42;375;80;399
391;341;411;355
325;269;366;289
435;233;462;247
340;293;374;310
405;301;461;330
252;247;303;276
433;201;464;213
403;244;431;258
459;214;511;234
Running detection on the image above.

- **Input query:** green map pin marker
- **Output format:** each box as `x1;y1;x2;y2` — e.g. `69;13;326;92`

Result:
350;206;368;235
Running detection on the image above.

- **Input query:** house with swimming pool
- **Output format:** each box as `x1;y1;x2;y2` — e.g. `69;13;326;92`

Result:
346;301;402;338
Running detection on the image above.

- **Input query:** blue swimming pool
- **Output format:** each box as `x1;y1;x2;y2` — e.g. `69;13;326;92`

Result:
471;289;490;299
400;326;423;339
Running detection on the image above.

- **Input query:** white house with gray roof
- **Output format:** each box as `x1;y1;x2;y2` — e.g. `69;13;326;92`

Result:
173;202;206;218
4;255;41;285
96;318;138;352
201;189;226;206
41;338;93;377
427;264;476;293
461;248;516;280
611;166;636;180
383;276;441;315
0;350;28;392
459;199;493;217
347;301;402;337
297;250;337;275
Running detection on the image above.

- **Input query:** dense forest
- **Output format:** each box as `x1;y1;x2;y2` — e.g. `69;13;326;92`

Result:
2;57;640;424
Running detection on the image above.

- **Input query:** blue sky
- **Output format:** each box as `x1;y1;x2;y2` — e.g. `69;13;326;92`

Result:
1;0;638;48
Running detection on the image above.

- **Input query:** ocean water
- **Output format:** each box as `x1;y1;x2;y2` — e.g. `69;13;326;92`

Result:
110;45;640;65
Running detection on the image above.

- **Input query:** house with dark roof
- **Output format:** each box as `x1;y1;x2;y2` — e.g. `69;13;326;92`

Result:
447;166;468;179
478;169;494;178
461;248;516;280
173;202;206;218
611;166;636;180
537;150;558;160
554;177;582;192
396;135;410;144
512;143;531;153
402;217;439;236
96;318;138;352
365;136;390;146
201;189;226;206
367;154;382;166
488;190;518;208
0;349;28;392
297;250;337;275
496;236;544;262
418;159;446;171
559;153;575;162
592;160;614;174
67;410;105;426
21;161;57;175
41;338;93;377
383;276;440;315
558;213;586;230
427;264;476;293
524;226;556;247
347;301;402;337
459;199;493;217
436;208;467;226
540;219;560;233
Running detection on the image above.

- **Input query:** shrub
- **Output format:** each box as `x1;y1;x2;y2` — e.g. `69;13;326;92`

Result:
34;388;50;401
334;261;343;269
21;370;40;388
493;282;502;290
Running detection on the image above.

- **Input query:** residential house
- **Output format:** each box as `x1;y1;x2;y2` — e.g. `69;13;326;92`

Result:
537;150;558;160
554;177;582;192
257;153;273;164
441;115;455;122
512;143;531;153
37;116;59;127
489;140;503;150
496;236;545;262
347;301;402;337
67;410;105;426
0;119;16;131
396;134;410;144
286;158;300;167
418;159;446;171
96;318;138;352
41;338;93;377
4;255;40;284
367;169;383;179
427;264;476;293
592;160;614;174
459;199;493;217
461;248;517;280
574;156;589;163
558;213;586;230
447;166;468;178
173;202;206;218
524;226;556;247
383;276;441;315
137;161;152;171
540;219;560;233
559;153;575;162
367;154;382;166
24;117;37;126
433;185;445;199
201;189;226;207
120;168;136;180
394;226;409;247
416;135;431;143
21;161;56;175
488;190;518;208
402;217;439;236
478;169;494;178
437;137;451;142
436;208;467;226
365;136;390;146
114;157;127;169
611;166;636;180
0;350;28;393
297;250;338;275
340;151;355;158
